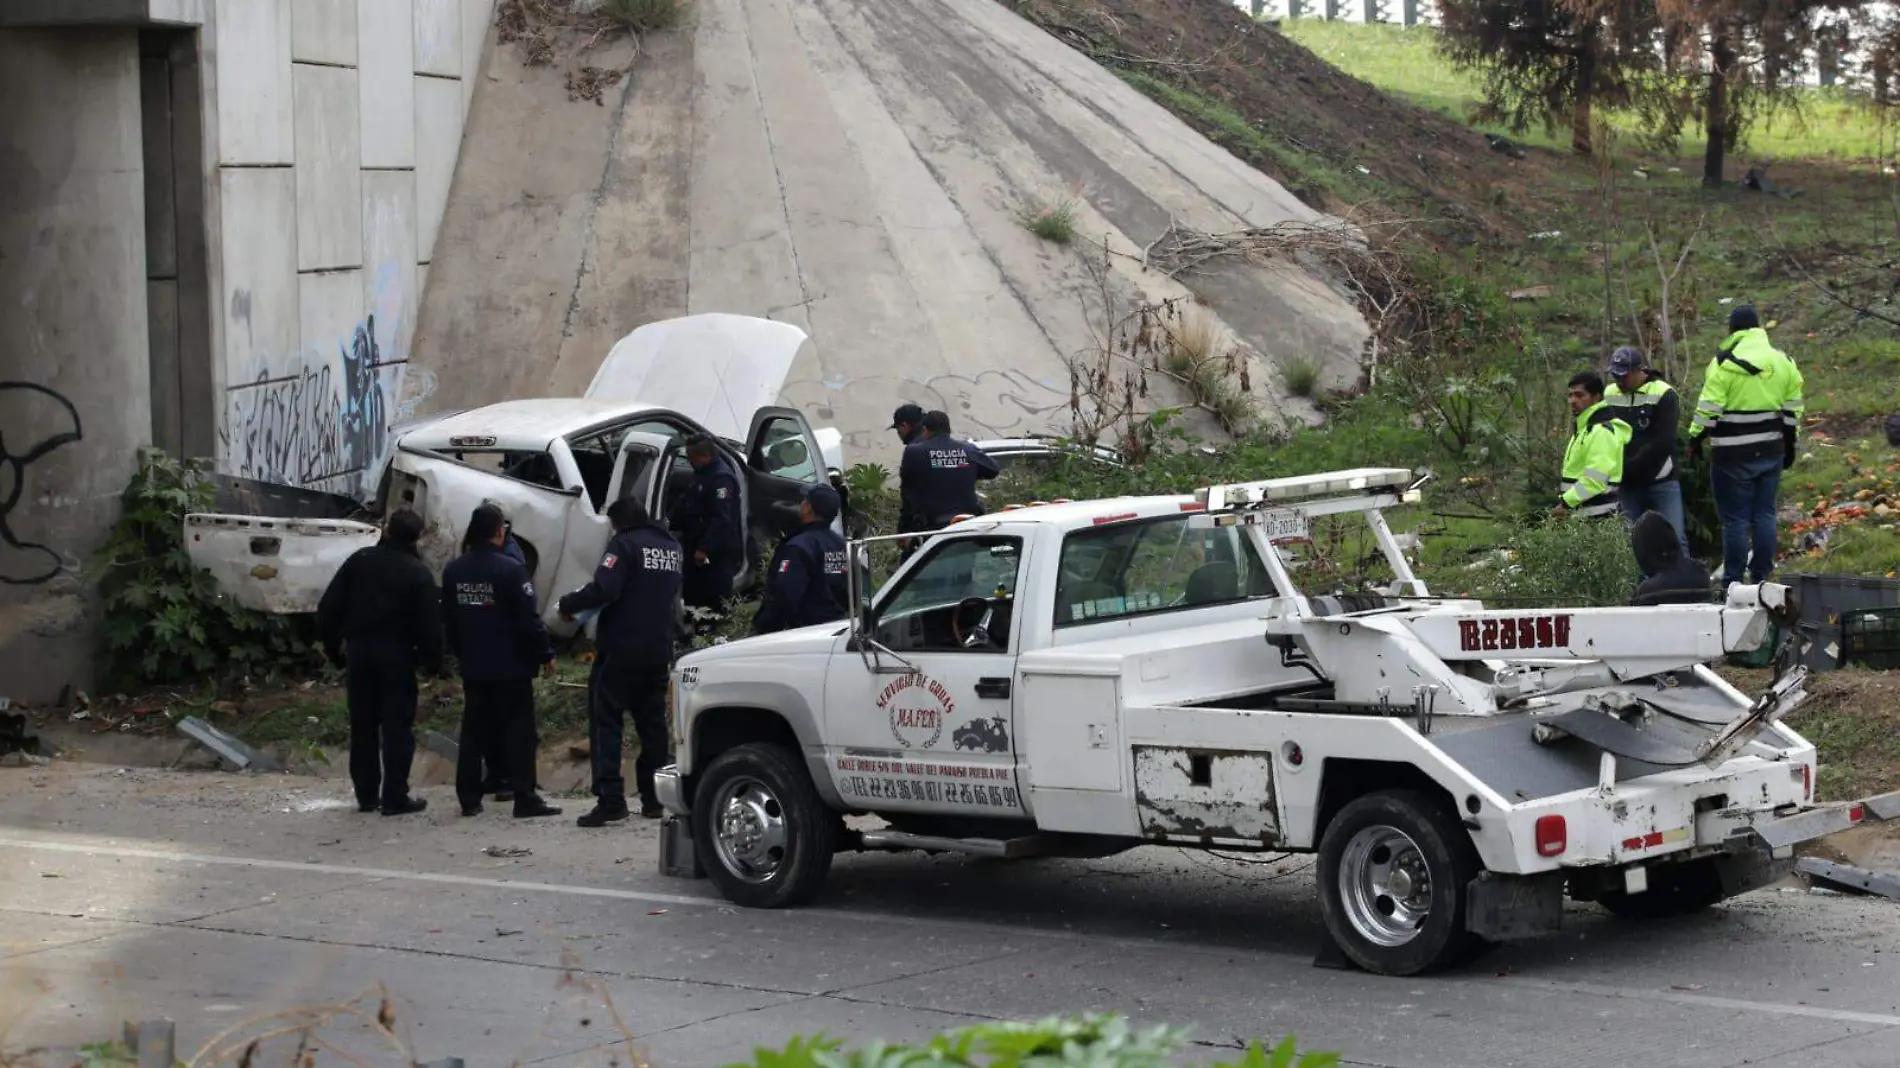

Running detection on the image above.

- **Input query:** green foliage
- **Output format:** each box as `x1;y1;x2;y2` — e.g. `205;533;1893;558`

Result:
91;448;312;687
1437;516;1639;608
723;1014;1338;1068
76;1041;136;1068
1281;19;1899;160
597;0;688;33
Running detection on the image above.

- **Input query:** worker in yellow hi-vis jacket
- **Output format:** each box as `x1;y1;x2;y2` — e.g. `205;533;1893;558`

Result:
1687;304;1805;588
1555;371;1633;520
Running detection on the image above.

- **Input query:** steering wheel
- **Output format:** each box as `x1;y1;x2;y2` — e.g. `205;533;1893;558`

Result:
949;597;996;649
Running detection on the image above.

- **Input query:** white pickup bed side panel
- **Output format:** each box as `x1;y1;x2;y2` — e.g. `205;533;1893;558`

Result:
1016;618;1330;845
185;514;380;613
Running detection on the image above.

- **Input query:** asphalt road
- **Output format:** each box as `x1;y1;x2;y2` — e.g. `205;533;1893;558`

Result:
4;764;1899;1068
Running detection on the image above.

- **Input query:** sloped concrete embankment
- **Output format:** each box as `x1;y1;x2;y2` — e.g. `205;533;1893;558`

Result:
412;0;1369;456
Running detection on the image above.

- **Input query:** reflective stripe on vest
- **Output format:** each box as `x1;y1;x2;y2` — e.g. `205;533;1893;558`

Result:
1562;482;1621;518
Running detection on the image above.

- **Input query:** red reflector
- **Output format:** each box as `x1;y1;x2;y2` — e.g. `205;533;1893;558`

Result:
1535;815;1567;857
1092;512;1139;525
1849;805;1866;823
1802;764;1813;803
1179;502;1206;512
1620;836;1643;851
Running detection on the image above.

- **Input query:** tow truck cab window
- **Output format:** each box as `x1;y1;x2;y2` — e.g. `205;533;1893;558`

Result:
1054;514;1273;626
873;536;1022;653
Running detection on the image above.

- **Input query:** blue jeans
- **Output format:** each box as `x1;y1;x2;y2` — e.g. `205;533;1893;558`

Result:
1619;480;1690;555
1710;454;1783;586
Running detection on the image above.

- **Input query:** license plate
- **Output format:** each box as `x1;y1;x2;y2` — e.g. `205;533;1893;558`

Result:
1255;509;1308;542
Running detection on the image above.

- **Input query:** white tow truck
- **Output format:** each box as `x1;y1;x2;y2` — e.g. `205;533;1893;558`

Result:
656;467;1898;975
185;314;842;628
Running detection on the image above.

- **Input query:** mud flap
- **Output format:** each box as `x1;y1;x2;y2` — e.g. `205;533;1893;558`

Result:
1465;870;1566;941
660;814;706;879
1713;843;1794;898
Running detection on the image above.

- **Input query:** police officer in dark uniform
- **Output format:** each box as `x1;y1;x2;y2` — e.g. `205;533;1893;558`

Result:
317;509;443;816
668;434;743;621
899;410;1000;547
442;504;564;820
890;402;925;446
559;499;684;825
753;484;849;635
464;500;537;802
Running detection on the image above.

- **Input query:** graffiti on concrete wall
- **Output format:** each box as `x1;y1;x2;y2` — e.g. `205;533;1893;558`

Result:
223;317;390;496
0;382;83;585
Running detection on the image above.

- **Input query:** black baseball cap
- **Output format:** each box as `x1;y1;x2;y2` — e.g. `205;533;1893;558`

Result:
1606;346;1646;377
804;483;841;522
890;403;924;429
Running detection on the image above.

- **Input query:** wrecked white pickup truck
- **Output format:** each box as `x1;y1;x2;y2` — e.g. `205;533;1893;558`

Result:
187;314;843;627
655;466;1899;976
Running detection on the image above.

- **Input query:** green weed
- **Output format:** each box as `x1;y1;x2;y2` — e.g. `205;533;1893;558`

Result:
1281;357;1322;398
1017;195;1080;244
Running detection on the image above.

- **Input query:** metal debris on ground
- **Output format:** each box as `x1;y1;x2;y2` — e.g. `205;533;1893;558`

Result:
483;845;532;858
1797;857;1900;901
176;715;280;772
420;730;461;762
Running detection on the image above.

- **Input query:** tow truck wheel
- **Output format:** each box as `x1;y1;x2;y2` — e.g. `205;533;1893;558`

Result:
1317;790;1481;976
692;743;838;909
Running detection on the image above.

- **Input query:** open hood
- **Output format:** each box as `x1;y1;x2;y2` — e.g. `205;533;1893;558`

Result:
584;314;810;443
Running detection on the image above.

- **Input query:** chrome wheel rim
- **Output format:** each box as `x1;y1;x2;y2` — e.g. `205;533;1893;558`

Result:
710;777;788;884
1338;824;1433;948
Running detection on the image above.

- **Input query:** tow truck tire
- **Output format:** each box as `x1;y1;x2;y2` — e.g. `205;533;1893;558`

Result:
692;743;838;909
1317;789;1482;976
1598;859;1722;920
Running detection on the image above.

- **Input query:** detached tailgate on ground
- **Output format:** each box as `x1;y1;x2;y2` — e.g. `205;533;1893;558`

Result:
186;514;379;613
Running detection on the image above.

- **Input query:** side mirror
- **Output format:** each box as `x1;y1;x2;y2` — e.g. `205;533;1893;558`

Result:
847;543;877;633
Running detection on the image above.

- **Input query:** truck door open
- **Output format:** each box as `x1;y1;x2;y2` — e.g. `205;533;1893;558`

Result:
745;406;829;549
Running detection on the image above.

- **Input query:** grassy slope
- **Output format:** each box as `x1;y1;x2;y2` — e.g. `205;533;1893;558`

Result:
1281;19;1900;162
1138;17;1900;581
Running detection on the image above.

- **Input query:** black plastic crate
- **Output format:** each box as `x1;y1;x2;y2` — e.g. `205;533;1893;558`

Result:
1776;574;1900;672
1843;606;1900;671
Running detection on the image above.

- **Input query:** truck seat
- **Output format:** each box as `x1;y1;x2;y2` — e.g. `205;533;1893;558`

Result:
1184;561;1239;606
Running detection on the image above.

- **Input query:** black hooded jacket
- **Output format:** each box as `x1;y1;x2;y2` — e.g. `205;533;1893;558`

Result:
1630;512;1711;606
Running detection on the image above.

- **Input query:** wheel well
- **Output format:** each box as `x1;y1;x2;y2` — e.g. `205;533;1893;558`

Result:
692;706;800;772
1314;758;1463;843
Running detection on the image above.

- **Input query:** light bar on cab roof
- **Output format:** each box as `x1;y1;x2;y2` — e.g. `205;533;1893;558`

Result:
1196;468;1418;512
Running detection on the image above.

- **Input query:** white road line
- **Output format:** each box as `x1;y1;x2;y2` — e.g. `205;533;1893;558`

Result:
8;836;1900;1031
0;837;723;909
1502;977;1900;1029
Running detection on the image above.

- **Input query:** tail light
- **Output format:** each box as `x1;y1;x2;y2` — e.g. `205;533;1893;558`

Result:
1535;815;1567;857
1802;764;1813;803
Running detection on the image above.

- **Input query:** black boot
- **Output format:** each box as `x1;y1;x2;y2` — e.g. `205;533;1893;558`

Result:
381;797;429;816
576;800;630;827
514;796;564;819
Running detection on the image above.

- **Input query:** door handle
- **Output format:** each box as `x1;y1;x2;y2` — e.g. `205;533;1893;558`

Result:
975;677;1011;700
